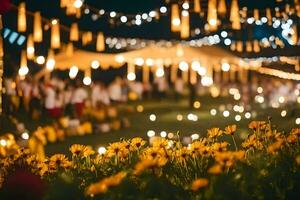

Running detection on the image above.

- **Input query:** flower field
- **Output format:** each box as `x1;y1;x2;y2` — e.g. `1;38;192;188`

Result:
1;121;300;200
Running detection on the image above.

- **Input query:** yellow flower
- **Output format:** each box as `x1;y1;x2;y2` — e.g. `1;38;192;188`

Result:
225;125;237;135
242;134;263;150
152;138;168;149
267;141;284;154
37;162;48;176
176;147;190;164
134;158;157;175
296;155;300;165
207;128;223;138
85;172;127;196
290;128;300;136
143;147;166;160
208;164;223;174
130;137;146;151
191;178;209;191
106;142;129;158
211;142;228;152
49;154;71;170
287;135;298;143
70;144;95;158
234;151;245;160
248;121;267;131
134;157;167;175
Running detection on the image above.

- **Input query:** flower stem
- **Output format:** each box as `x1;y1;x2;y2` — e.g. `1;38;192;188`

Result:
231;135;238;151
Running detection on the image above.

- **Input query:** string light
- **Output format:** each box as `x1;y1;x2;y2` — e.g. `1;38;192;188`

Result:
147;130;155;137
221;62;230;72
21;132;29;140
91;60;100;69
83;76;92;85
160;6;167;13
149;114;156;121
210;109;217;116
223;110;230;117
36;56;45;64
98;147;106;155
127;72;136;81
160;131;167;138
73;0;83;9
69;65;79;79
201;76;213;86
179;61;189;71
235;115;241;121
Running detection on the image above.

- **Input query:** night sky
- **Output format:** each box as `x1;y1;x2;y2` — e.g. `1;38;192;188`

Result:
2;0;300;78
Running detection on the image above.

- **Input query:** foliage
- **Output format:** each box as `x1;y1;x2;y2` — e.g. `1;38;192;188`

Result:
0;121;300;200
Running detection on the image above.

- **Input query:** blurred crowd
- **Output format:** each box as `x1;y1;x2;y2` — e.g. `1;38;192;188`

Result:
2;75;174;119
2;75;299;119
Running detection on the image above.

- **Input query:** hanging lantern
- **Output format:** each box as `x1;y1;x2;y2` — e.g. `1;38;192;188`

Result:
190;68;197;85
194;0;201;13
83;68;92;86
291;25;298;45
295;60;300;71
180;11;190;39
26;34;34;60
155;65;165;78
275;9;281;17
143;66;149;83
253;9;259;20
171;4;181;32
70;23;79;41
33;12;43;42
51;19;60;49
60;0;69;8
230;0;241;30
230;65;236;82
236;41;243;52
46;49;55;71
296;4;300;17
19;51;29;77
171;64;178;82
246;41;252;52
253;40;260;53
207;0;218;31
182;70;189;83
285;4;291;14
218;0;226;17
66;1;77;15
241;7;247;18
230;42;236;51
266;8;272;25
82;32;92;46
18;2;26;32
127;62;136;81
96;32;105;51
66;43;74;57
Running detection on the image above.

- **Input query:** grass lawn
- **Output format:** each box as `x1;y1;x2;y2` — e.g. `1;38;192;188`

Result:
43;95;300;155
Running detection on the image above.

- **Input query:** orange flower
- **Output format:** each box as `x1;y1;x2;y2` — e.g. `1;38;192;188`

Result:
85;172;127;196
267;141;284;154
225;125;237;135
130;137;146;151
207;128;223;138
290;128;300;136
191;178;209;191
211;142;228;152
287;135;297;143
208;164;223;174
49;154;72;170
296;155;300;165
248;121;267;131
70;144;95;158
